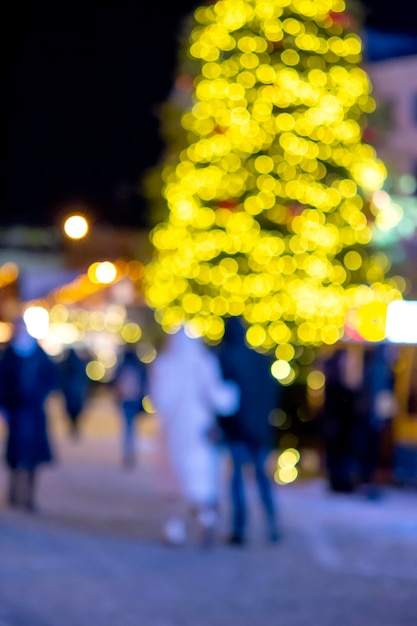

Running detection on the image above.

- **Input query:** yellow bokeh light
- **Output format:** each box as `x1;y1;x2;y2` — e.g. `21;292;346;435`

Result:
352;161;386;192
343;250;363;271
274;466;298;484
142;395;157;414
275;343;295;361
278;448;301;469
121;323;142;343
246;324;267;347
307;370;325;391
89;312;106;332
354;301;388;342
86;361;106;381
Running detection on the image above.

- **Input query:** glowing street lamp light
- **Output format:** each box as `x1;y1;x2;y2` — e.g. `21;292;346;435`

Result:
23;306;50;339
63;214;89;240
96;262;117;284
88;261;117;284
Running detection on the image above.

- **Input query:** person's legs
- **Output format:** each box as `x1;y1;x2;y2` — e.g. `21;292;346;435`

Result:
122;402;138;467
68;414;80;439
7;467;37;511
251;446;280;542
359;427;383;499
21;468;37;512
189;501;219;548
162;493;189;546
229;442;247;543
7;468;19;507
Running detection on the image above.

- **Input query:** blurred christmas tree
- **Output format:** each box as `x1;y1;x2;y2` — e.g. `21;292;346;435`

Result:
145;0;403;383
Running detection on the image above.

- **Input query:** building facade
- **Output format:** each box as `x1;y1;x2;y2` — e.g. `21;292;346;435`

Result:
368;55;417;178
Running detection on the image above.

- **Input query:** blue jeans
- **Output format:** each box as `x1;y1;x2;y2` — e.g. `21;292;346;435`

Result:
121;401;141;462
229;442;277;539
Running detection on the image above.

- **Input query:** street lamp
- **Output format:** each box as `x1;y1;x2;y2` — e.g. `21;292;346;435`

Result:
63;214;89;240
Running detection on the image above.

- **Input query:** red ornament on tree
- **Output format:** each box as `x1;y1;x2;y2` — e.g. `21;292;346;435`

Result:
362;126;379;146
175;74;194;93
288;204;304;217
217;199;239;211
328;11;354;28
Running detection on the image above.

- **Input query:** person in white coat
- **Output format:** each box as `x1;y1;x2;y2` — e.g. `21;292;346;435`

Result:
149;328;239;546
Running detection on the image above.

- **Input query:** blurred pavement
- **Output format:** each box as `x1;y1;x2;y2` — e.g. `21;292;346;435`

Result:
0;391;416;626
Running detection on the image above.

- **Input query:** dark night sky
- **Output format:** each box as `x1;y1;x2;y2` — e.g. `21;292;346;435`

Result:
3;0;417;229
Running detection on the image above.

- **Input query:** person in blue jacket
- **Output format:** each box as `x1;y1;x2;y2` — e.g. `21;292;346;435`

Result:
218;316;281;545
113;346;147;468
58;347;88;439
0;317;58;511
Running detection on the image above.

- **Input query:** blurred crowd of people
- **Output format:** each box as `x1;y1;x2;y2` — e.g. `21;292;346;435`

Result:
150;319;280;546
0;314;402;546
0;315;282;547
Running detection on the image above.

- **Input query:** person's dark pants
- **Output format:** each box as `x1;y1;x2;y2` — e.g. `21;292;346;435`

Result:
229;442;278;542
356;425;382;484
121;401;141;466
8;467;37;511
66;399;83;438
325;448;355;493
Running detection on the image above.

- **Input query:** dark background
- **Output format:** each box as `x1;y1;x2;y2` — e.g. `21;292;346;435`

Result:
3;0;417;228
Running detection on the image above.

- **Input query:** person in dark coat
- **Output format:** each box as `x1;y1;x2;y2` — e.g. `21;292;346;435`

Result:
113;347;147;468
58;347;88;438
0;318;58;511
354;344;397;499
321;349;359;493
218;317;281;545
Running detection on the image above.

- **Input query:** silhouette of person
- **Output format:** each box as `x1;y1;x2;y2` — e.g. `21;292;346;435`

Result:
355;344;397;499
218;317;281;545
321;348;359;494
113;346;147;468
150;328;239;546
0;317;58;511
58;347;88;439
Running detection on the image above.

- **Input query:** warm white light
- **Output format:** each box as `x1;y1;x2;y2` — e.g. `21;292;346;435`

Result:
278;448;301;469
0;322;13;343
372;190;390;210
48;323;80;345
271;360;291;380
97;349;117;368
95;262;117;284
23;307;50;339
386;301;417;343
63;215;89;239
274;466;298;484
